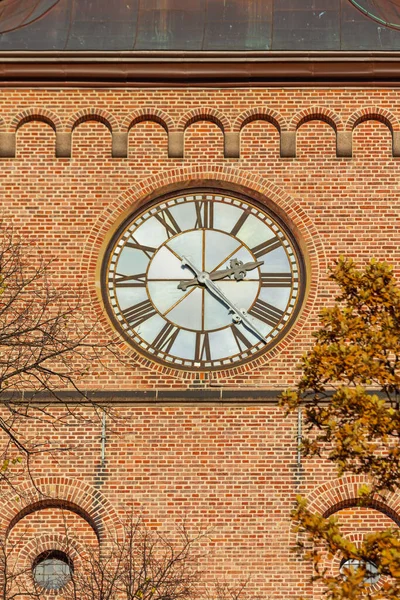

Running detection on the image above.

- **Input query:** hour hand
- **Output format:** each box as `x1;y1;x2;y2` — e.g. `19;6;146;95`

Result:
178;258;264;291
211;258;264;282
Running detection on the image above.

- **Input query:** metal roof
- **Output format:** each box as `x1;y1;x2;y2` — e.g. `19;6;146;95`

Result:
1;0;400;52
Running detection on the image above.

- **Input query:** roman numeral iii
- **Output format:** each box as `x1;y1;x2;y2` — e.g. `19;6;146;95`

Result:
260;273;293;287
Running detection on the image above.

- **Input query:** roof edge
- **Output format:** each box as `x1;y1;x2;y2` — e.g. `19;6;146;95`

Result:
1;52;400;86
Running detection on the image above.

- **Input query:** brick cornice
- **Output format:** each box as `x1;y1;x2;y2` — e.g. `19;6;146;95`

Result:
1;51;400;87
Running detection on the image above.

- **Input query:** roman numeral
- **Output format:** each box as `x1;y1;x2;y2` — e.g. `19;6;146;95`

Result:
231;325;253;352
249;299;284;328
260;273;293;287
121;299;156;329
154;209;181;238
194;332;211;362
251;237;281;259
152;322;179;354
125;240;156;259
230;212;249;236
113;273;146;288
194;200;214;229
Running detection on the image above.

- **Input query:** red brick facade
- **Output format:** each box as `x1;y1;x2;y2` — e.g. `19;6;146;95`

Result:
2;85;400;597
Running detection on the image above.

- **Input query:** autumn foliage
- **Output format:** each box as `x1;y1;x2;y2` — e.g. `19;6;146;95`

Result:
281;258;400;599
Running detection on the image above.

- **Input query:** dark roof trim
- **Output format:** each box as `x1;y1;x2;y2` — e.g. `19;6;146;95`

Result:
0;388;387;404
0;388;282;404
1;51;400;86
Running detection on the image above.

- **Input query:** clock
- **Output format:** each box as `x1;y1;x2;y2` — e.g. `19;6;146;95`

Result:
101;191;305;370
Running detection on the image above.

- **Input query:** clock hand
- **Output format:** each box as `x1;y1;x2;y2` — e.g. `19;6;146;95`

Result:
178;258;264;291
180;256;203;279
181;256;267;342
205;278;267;343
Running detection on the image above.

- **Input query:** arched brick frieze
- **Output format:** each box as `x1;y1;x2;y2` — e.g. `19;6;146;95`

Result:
177;109;231;159
10;108;63;133
233;107;286;133
231;107;287;158
6;108;62;159
346;107;400;132
0;477;122;545
119;109;174;159
288;106;344;159
289;107;344;133
0;115;8;132
346;107;400;157
66;108;119;134
122;109;174;134
0;115;12;158
177;108;230;133
64;108;120;159
80;165;324;381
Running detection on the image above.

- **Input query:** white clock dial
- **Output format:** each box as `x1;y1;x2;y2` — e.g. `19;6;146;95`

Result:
102;191;305;370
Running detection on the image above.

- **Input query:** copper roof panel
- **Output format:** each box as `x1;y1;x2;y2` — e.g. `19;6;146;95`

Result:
1;0;400;51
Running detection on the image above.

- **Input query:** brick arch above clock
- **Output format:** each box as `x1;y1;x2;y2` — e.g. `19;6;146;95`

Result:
78;166;324;380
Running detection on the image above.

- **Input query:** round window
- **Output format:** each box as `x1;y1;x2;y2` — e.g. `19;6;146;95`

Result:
340;558;380;585
33;550;73;591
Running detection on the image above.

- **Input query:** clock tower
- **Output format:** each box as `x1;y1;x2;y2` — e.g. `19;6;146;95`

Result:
0;1;399;598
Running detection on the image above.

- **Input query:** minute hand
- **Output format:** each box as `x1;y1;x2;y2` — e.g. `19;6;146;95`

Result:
203;276;268;343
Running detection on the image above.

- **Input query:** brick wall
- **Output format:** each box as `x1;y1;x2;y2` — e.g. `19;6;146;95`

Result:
1;86;400;597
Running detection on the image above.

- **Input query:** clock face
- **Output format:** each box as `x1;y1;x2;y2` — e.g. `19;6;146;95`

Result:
102;191;305;370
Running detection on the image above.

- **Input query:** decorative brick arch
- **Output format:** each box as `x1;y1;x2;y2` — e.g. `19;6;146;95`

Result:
289;475;400;550
15;533;88;595
233;107;287;133
346;107;400;132
177;108;230;133
10;108;63;133
0;477;122;544
80;165;324;380
66;108;119;133
289;106;344;132
307;475;400;522
0;116;7;132
122;108;175;133
18;532;87;570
